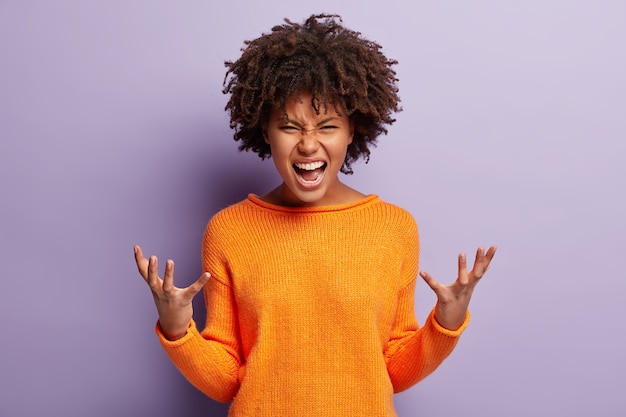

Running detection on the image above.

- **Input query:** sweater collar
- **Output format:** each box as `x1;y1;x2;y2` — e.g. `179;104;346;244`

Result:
246;193;380;213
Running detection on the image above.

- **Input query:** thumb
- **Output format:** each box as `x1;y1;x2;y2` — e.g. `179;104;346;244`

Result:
419;271;441;295
184;272;212;299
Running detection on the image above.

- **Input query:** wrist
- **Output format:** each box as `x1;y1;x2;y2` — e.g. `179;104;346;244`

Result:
431;309;471;335
158;320;190;341
434;307;467;331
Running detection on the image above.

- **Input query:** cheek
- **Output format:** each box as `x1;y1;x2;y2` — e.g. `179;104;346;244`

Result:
267;139;292;162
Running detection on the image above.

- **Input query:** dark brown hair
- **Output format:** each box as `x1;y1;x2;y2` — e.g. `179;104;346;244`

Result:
223;14;401;174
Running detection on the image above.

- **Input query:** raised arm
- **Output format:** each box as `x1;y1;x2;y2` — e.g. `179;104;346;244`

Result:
133;245;241;401
385;245;496;392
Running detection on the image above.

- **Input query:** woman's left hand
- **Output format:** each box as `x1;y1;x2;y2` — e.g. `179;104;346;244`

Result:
420;245;497;330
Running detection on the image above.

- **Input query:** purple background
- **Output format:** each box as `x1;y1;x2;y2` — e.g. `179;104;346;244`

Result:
1;1;624;416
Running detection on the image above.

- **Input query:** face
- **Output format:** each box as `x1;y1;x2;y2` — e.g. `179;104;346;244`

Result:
263;92;354;207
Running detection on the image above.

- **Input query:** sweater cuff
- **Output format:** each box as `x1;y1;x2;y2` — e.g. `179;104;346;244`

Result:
429;310;470;337
155;319;198;347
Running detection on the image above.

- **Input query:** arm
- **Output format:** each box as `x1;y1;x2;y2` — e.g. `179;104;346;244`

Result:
134;245;241;402
384;245;496;392
384;278;470;392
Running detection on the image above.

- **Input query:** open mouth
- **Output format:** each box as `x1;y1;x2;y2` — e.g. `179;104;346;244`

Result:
293;161;327;185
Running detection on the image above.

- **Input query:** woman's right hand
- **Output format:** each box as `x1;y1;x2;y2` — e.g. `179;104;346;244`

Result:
134;245;211;341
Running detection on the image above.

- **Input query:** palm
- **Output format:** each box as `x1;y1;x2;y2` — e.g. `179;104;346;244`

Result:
420;246;496;330
134;245;210;340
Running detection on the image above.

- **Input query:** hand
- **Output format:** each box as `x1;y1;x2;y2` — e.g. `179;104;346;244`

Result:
419;245;496;331
134;245;211;340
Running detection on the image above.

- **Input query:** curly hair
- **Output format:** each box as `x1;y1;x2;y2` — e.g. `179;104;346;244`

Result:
223;13;401;174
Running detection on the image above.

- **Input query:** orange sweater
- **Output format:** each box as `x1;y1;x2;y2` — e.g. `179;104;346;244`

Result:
157;194;469;416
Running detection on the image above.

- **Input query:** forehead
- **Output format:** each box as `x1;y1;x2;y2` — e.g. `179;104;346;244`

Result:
271;93;346;122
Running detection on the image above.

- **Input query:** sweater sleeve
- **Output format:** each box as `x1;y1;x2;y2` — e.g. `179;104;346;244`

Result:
383;215;470;392
155;217;243;403
383;278;470;392
155;276;242;402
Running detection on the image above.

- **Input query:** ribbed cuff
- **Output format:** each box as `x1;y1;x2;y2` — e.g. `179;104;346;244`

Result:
429;310;471;337
155;319;197;346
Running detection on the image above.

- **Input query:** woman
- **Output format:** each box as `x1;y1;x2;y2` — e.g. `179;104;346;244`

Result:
134;14;496;416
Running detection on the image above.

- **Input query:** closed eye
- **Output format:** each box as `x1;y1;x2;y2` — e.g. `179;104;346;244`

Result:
318;125;338;134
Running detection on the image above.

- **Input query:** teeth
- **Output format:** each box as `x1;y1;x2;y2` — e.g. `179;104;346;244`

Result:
294;161;325;171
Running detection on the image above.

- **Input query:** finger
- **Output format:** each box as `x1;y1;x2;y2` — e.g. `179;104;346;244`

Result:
473;245;497;278
147;255;161;288
134;245;149;279
481;245;497;272
162;259;175;292
419;271;442;295
475;246;484;262
485;245;497;262
458;252;468;285
184;272;211;298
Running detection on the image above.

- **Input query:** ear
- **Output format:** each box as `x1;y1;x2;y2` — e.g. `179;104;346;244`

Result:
262;123;269;144
347;122;354;145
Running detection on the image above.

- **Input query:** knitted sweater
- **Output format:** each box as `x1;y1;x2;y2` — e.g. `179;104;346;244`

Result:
157;194;469;416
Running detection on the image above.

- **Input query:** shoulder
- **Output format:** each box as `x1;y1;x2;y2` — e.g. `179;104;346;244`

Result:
345;197;419;248
372;198;418;230
202;198;260;262
375;200;419;250
362;199;419;263
203;198;253;237
210;198;250;221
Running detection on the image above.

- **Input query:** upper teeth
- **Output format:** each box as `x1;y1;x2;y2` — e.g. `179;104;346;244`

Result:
295;162;325;171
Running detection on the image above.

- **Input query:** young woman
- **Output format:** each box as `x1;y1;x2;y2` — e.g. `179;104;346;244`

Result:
134;14;496;416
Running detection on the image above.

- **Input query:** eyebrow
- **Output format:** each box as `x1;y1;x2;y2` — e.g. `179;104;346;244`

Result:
281;117;340;127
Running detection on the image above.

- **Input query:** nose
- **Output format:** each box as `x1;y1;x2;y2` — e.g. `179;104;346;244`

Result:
297;129;320;154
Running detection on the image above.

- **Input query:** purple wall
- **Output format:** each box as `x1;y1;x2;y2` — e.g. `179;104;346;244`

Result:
1;1;624;416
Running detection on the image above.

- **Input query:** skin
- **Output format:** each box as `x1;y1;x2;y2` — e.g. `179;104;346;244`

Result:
260;92;364;207
134;93;497;339
421;246;497;330
134;246;210;341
